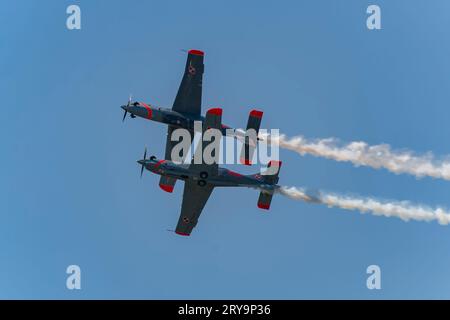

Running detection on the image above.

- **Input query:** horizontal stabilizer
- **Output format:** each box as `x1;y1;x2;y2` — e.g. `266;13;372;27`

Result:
240;109;263;165
247;110;263;133
257;192;273;210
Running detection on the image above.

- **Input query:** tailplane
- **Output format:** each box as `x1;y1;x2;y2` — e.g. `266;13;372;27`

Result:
240;109;263;165
257;192;274;210
256;160;282;210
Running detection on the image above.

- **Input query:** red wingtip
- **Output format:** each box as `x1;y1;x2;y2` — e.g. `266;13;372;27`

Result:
207;108;222;116
268;160;282;168
258;203;270;210
240;157;252;166
188;49;204;56
175;231;190;236
250;110;263;119
159;184;174;193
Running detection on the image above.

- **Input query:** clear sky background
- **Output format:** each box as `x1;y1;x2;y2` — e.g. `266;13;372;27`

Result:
1;0;450;299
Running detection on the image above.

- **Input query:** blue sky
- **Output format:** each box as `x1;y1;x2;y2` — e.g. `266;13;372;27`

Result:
1;0;450;299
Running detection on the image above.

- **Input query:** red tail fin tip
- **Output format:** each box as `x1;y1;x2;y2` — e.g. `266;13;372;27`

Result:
258;203;270;210
207;108;222;116
250;110;263;118
188;49;204;56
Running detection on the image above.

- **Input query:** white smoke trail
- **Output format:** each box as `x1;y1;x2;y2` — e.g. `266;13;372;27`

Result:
261;133;450;181
277;186;450;225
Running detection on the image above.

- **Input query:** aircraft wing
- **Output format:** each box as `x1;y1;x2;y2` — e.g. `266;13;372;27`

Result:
190;108;223;177
164;125;193;161
174;108;222;235
172;50;204;115
159;125;194;193
175;179;214;236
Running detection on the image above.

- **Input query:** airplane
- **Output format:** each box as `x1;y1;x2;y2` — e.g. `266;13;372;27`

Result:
121;49;263;165
137;107;282;236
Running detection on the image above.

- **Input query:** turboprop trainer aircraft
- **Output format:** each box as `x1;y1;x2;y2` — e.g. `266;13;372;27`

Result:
137;107;282;236
121;49;263;165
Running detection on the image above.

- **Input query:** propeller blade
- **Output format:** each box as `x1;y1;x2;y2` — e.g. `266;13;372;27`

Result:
122;94;132;122
140;147;147;178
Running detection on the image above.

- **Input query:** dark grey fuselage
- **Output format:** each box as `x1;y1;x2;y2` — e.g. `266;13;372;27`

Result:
139;157;277;191
123;103;231;135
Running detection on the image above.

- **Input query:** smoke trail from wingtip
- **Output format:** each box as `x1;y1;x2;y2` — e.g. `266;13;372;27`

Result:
261;133;450;181
277;186;450;225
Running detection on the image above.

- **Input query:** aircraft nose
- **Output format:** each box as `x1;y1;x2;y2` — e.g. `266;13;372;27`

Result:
137;159;145;165
121;105;129;111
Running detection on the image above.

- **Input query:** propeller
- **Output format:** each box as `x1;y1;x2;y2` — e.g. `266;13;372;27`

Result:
140;147;147;178
122;94;132;122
